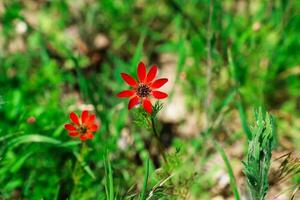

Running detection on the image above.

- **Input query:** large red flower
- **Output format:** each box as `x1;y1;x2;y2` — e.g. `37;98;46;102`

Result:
64;110;98;141
117;61;168;114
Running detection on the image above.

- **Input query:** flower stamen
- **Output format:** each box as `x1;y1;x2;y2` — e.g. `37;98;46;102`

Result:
78;125;87;134
136;84;151;97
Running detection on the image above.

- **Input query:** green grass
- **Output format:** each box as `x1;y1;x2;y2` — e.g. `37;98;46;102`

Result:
140;158;150;200
0;0;299;199
104;152;115;200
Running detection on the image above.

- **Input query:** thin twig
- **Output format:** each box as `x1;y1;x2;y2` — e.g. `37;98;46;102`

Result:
273;184;300;200
146;174;174;200
290;185;300;200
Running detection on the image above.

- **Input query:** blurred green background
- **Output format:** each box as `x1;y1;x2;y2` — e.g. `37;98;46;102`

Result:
0;0;299;199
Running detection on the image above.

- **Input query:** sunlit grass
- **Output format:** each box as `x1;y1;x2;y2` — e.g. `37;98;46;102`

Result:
0;0;299;199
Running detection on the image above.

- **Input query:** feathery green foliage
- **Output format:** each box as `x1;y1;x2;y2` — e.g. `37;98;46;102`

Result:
133;102;163;130
243;108;275;200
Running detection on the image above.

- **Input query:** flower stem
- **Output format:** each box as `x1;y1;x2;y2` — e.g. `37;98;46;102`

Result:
150;116;167;163
71;142;86;199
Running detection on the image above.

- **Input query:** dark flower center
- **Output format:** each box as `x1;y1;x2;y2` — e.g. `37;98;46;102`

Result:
78;125;87;134
136;84;151;97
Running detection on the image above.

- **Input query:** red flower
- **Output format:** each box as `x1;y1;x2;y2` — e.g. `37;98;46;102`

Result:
117;61;168;113
64;110;98;141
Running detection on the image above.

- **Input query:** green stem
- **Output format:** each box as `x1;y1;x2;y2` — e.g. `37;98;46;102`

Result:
150;116;167;163
71;142;86;199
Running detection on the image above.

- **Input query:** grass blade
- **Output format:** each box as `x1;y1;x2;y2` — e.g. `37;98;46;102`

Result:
6;134;61;149
104;151;114;200
140;158;150;200
237;101;252;140
214;141;241;200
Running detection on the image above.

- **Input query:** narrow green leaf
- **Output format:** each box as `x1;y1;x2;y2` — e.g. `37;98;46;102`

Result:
214;141;241;200
237;101;252;140
130;28;147;73
7;134;61;149
71;55;89;101
140;158;150;200
73;151;96;180
104;151;114;200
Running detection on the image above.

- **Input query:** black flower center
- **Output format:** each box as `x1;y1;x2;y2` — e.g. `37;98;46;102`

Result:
78;125;87;134
136;84;151;97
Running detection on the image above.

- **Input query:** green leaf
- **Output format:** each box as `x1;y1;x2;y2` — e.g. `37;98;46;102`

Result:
73;151;96;180
104;151;114;200
140;158;150;200
6;134;62;150
237;101;252;140
214;141;241;200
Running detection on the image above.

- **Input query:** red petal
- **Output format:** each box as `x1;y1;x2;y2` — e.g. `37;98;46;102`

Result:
65;124;76;131
117;90;135;98
152;91;168;99
151;78;168;89
68;131;79;137
137;61;146;83
121;73;138;87
143;99;152;113
128;96;139;110
85;133;94;139
146;65;158;83
70;112;80;125
81;110;89;123
89;124;98;132
80;135;88;141
87;114;96;126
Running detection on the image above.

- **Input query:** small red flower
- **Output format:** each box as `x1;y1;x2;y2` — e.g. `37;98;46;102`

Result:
64;110;98;141
117;61;168;113
27;116;36;124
